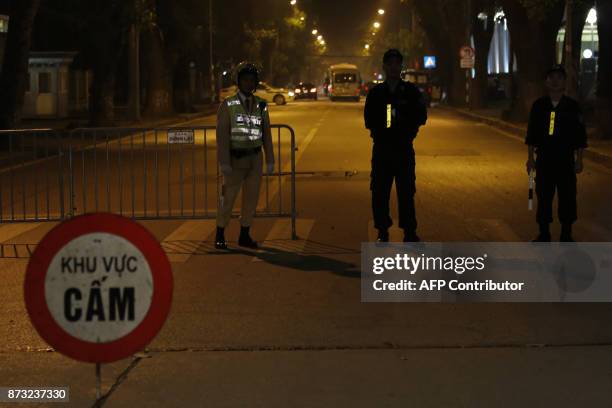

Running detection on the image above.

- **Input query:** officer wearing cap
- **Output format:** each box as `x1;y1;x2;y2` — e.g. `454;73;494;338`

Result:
215;62;275;249
364;49;427;242
526;65;587;242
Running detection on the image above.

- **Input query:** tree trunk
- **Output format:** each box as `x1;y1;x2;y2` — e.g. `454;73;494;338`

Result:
89;65;116;127
144;28;173;116
471;8;495;109
413;0;468;106
501;0;565;120
596;0;612;139
0;0;41;130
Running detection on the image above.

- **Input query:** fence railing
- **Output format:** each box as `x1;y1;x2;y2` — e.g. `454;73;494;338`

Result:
0;125;297;239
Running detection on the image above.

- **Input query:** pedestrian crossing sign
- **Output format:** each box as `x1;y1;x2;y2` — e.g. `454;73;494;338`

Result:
424;56;437;69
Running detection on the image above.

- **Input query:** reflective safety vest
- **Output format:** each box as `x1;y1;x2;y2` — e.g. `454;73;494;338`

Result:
226;94;265;150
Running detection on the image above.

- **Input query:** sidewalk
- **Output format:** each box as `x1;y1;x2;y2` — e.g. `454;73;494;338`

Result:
15;104;219;131
1;346;611;407
444;104;612;163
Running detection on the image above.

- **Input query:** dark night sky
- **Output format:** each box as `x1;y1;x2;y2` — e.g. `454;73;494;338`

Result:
307;0;396;55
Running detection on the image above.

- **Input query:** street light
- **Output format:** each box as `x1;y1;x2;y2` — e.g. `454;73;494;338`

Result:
290;0;297;5
317;35;323;41
312;29;318;35
378;9;385;15
373;21;381;29
365;44;370;49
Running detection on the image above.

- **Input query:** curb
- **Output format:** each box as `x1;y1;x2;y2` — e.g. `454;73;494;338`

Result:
441;105;612;165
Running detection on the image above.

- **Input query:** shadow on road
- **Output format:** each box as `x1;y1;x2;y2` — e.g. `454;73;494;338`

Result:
163;239;361;278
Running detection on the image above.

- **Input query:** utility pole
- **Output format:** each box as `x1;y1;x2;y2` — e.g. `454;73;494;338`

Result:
209;0;216;103
565;0;579;98
466;0;472;107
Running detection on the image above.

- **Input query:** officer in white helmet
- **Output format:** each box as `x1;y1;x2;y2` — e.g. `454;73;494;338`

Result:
215;62;275;249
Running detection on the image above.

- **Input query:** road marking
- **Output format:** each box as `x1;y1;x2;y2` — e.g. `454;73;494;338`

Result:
0;223;42;243
289;109;331;171
161;220;217;263
252;218;315;262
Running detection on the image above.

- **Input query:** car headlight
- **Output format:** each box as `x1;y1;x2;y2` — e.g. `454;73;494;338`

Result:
295;89;301;93
310;88;317;93
288;91;295;97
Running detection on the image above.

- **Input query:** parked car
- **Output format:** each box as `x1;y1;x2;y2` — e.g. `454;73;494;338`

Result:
219;82;295;105
256;82;295;105
294;82;318;100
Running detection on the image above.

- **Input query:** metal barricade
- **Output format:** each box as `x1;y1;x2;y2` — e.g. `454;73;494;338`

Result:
0;125;297;239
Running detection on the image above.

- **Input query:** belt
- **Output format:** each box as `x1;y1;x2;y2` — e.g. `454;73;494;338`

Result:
230;146;261;158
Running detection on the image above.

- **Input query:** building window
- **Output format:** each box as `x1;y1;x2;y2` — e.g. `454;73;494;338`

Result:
39;72;52;94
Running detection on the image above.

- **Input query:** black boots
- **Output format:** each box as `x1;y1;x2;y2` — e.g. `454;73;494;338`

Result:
376;229;420;243
215;227;228;250
238;226;258;249
560;223;574;242
403;230;420;243
377;229;389;243
533;223;575;242
216;226;259;249
533;223;551;242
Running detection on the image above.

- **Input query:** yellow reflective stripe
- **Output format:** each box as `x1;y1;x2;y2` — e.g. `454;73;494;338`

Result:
386;104;392;128
549;111;556;136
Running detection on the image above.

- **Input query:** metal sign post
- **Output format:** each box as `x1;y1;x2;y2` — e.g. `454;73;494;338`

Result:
460;46;475;107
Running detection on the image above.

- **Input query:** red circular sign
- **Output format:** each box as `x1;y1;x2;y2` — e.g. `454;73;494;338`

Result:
24;213;172;363
460;46;475;58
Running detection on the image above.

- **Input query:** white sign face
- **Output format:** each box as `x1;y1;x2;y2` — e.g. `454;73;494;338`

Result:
168;130;195;144
460;59;475;69
460;46;475;69
44;232;153;343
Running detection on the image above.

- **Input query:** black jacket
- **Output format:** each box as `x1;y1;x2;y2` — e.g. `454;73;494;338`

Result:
364;80;427;145
525;95;587;162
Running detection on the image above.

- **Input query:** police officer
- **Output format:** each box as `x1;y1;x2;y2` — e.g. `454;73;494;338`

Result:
364;49;427;242
526;65;587;242
215;62;275;249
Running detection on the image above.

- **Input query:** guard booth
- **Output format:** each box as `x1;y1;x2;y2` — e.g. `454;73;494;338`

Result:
23;52;79;119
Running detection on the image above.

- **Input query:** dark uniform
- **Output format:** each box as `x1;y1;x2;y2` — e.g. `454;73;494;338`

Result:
525;95;587;227
364;80;427;234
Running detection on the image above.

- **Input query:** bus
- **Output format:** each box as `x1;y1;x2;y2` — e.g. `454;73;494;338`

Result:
327;63;361;102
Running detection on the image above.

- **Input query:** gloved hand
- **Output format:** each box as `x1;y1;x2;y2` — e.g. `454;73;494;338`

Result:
266;162;275;175
220;165;233;176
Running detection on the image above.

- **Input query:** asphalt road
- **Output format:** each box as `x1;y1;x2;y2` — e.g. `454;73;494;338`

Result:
1;99;612;406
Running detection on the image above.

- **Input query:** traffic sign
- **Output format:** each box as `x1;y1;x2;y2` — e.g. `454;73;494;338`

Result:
25;213;173;363
424;56;437;69
460;46;475;69
168;129;195;144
